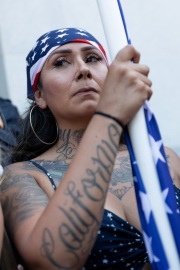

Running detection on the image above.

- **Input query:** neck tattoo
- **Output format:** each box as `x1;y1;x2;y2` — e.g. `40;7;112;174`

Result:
56;129;84;161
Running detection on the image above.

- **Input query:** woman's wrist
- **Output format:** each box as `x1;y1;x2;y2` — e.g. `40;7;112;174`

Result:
94;111;124;129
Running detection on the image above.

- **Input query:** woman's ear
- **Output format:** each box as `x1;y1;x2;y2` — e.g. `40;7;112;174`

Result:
34;90;47;109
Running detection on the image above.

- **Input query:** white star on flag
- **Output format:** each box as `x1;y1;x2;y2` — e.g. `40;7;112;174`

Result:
143;231;160;263
149;135;166;165
139;191;152;223
162;188;173;214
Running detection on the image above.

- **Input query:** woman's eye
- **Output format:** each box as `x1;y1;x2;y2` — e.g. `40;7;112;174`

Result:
53;58;69;67
86;54;102;63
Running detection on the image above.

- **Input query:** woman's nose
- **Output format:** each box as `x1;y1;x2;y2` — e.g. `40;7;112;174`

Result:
75;60;92;81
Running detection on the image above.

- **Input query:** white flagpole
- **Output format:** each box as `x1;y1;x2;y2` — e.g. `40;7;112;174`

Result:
96;0;180;268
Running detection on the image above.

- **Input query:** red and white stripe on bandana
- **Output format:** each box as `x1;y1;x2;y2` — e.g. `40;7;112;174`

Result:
26;27;108;99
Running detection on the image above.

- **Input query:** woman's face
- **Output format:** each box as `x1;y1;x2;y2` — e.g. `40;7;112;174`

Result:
36;42;108;127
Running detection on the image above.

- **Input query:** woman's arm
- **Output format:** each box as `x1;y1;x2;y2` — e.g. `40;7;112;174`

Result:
1;118;123;269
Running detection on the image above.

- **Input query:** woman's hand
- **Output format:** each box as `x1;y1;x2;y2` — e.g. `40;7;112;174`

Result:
97;45;153;126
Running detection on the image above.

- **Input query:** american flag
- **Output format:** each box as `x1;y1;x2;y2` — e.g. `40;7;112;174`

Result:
97;0;180;268
124;100;180;269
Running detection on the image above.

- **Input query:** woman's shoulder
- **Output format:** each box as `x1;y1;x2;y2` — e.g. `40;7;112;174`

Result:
164;146;179;157
164;146;180;188
0;161;34;193
2;161;32;175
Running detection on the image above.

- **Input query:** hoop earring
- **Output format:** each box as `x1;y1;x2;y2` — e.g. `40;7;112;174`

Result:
30;105;59;145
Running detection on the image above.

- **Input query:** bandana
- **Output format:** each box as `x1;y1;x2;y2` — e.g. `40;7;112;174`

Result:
26;27;108;99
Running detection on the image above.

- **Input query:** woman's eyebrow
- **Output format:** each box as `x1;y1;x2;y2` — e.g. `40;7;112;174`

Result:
80;46;99;52
47;46;99;62
47;49;72;61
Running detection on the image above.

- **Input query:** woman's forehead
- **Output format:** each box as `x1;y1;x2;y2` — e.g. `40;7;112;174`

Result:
49;42;102;56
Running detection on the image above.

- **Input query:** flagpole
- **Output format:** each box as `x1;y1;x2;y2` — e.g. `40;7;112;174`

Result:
96;0;180;268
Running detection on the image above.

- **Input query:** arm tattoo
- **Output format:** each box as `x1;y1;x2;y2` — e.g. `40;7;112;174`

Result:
1;167;48;233
41;123;120;268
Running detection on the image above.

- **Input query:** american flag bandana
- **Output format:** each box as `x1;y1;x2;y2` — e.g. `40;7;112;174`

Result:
26;27;108;99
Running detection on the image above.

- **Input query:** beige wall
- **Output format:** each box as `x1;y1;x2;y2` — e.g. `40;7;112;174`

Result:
0;0;180;154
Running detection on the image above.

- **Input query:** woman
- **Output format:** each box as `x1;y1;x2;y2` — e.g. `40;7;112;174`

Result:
0;27;179;270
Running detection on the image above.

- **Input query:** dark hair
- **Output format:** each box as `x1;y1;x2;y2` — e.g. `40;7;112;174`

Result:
11;102;58;163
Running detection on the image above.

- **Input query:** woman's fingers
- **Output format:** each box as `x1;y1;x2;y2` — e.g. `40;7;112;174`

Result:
115;44;141;63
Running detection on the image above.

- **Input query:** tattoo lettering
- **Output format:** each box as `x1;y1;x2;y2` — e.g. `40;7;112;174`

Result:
41;123;120;268
57;129;84;161
41;228;79;269
82;124;120;201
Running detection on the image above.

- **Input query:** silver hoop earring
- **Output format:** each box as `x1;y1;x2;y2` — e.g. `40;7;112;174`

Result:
29;105;59;145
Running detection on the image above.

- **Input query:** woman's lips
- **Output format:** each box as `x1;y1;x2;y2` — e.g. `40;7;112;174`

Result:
74;87;98;96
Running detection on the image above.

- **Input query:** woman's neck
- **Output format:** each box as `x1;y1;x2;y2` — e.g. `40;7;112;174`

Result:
55;128;85;162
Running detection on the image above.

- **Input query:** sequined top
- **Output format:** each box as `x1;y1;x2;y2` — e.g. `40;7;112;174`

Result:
84;209;149;270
